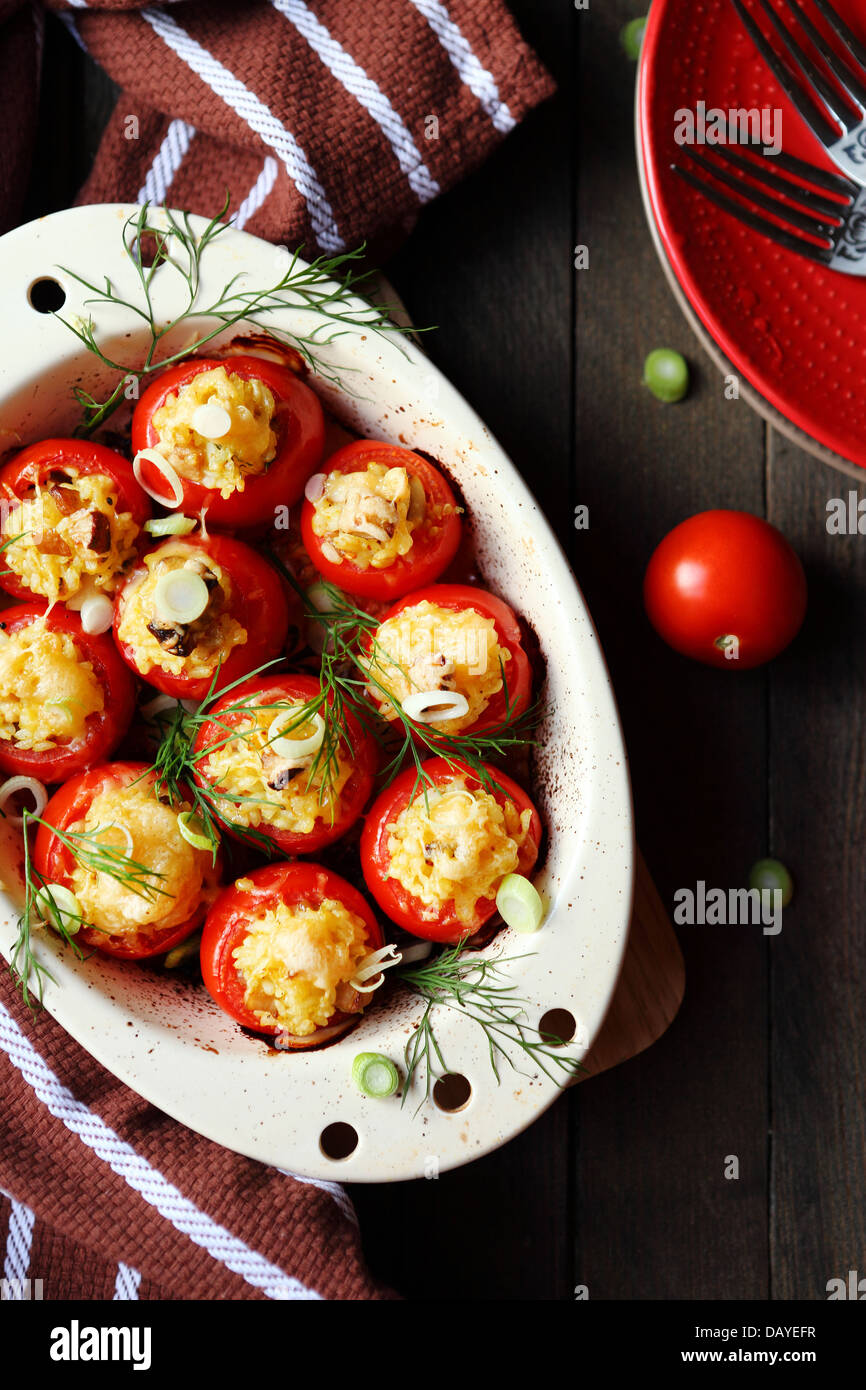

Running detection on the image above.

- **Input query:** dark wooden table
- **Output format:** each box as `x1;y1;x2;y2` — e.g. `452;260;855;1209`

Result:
30;0;865;1301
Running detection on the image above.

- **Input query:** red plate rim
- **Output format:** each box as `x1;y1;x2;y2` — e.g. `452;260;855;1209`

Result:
637;0;866;475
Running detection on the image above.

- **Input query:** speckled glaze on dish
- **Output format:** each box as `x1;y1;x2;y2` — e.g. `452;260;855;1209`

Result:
0;206;633;1181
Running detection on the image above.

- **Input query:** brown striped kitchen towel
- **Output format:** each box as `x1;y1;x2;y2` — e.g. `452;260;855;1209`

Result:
3;0;555;251
0;979;397;1300
0;0;553;1302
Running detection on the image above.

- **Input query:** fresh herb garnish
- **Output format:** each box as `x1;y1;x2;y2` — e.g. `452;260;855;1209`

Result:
266;552;542;803
9;808;167;1010
142;658;316;856
55;200;422;435
397;941;582;1111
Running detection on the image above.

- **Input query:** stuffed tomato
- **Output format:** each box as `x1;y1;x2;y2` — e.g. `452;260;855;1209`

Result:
0;438;151;605
131;356;324;526
113;534;291;700
300;439;461;599
363;584;532;736
191;673;378;855
0;604;135;782
361;758;542;943
201;861;385;1046
33;762;221;959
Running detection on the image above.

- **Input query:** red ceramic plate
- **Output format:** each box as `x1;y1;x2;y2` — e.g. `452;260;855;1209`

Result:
639;0;866;471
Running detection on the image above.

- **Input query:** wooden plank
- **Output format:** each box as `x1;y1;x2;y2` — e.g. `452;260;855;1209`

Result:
767;434;866;1298
573;0;770;1299
350;0;575;1302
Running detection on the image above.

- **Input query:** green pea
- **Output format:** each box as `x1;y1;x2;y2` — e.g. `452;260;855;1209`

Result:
644;348;690;403
748;858;793;908
620;17;647;61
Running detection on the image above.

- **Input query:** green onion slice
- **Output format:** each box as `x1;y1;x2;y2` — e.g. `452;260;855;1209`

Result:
154;570;209;624
144;514;197;537
35;883;83;937
496;873;545;933
352;1052;400;1099
177;812;212;852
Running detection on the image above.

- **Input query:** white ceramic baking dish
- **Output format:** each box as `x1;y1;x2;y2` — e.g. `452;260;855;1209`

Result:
0;205;633;1181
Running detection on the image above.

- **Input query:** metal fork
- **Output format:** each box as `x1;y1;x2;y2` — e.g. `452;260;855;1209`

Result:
672;141;866;274
731;0;866;183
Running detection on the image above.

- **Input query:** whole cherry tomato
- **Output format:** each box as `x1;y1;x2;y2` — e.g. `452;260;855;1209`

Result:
132;356;324;526
360;758;542;943
0;603;136;782
643;510;807;670
200;861;384;1045
300;439;462;599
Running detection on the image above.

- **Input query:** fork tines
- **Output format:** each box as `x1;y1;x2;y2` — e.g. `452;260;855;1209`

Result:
672;142;855;262
731;0;866;142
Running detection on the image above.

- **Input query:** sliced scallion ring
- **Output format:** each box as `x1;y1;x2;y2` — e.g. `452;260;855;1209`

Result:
80;594;114;634
495;873;545;934
349;943;401;993
400;689;470;724
154;569;210;624
352;1052;400;1099
191;402;232;439
34;883;83;937
133;448;185;508
177;812;212;851
0;775;47;824
304;472;326;503
144;514;197;538
268;708;325;762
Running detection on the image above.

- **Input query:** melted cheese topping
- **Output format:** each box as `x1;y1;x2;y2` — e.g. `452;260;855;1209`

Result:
311;463;419;569
368;600;508;735
116;542;247;679
70;783;216;937
386;778;533;925
1;473;139;601
152;366;277;498
233;893;370;1035
200;698;351;834
0;620;103;750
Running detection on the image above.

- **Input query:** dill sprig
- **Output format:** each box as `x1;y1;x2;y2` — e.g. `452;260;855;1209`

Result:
143;659;319;855
56;200;421;435
397;941;582;1111
266;551;541;800
8;808;167;1011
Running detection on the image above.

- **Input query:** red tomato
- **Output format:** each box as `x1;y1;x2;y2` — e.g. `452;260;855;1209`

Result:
191;673;378;855
33;761;217;959
132;356;324;526
200;861;384;1044
300;439;462;599
643;510;807;670
113;534;291;700
0;438;151;603
0;603;135;782
365;583;532;735
360;758;542;943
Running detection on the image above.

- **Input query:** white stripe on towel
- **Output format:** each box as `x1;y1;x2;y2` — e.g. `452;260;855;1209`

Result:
270;0;440;202
0;1002;321;1301
409;0;515;133
141;6;344;251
